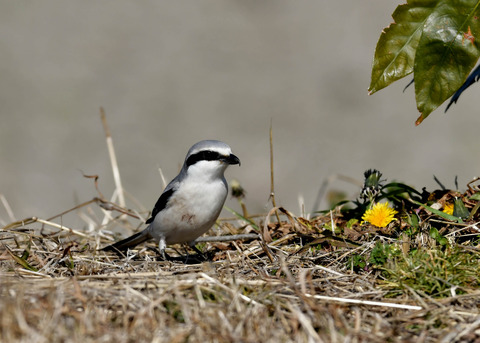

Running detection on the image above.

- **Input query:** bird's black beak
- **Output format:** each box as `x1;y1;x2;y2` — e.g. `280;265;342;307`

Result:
226;153;241;166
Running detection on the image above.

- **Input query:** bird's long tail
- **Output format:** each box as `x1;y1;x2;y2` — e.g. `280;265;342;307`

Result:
102;229;152;253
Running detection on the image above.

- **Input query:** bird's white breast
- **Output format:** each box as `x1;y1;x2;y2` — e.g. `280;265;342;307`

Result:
149;178;228;244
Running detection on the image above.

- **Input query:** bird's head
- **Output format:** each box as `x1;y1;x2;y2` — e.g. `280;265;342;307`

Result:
183;140;240;179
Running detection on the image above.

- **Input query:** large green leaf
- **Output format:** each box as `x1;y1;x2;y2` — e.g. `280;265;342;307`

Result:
370;0;480;124
414;0;480;124
369;0;436;94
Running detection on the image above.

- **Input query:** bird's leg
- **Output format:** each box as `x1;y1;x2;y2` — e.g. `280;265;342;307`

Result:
158;237;167;260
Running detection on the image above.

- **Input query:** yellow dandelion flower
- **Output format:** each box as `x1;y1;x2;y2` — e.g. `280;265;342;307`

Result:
362;202;397;228
443;203;454;215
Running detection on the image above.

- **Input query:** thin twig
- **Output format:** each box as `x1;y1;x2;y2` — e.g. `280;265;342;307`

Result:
158;166;168;190
1;217;90;238
100;107;126;210
289;304;325;343
0;194;15;223
269;121;281;223
280;293;422;311
35;218;91;238
45;197;140;223
195;234;260;243
46;198;98;222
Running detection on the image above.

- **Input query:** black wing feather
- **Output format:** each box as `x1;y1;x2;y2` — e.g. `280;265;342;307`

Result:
146;188;175;224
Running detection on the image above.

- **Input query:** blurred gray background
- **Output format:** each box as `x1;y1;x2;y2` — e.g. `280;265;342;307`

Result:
1;1;478;226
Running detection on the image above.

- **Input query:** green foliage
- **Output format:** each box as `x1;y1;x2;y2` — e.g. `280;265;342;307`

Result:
369;241;397;265
323;222;341;235
346;218;359;228
370;0;480;124
404;211;420;230
348;254;366;271
429;227;449;246
411;199;464;223
470;192;480;201
380;247;480;297
369;1;435;94
195;242;207;252
453;197;470;218
378;182;422;205
5;245;38;272
363;241;480;298
329;169;423;225
63;255;75;270
361;169;385;204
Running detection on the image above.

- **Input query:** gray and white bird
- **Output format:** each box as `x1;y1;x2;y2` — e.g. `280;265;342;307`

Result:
103;140;240;258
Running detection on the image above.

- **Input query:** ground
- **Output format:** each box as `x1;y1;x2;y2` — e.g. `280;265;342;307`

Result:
1;183;480;342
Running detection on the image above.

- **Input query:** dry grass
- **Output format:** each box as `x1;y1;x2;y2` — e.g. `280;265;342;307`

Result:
1;205;480;343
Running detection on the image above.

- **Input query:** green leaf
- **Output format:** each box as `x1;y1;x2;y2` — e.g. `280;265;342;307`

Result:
223;206;260;232
411;200;463;223
469;192;480;201
414;0;480;124
369;0;436;94
453;197;470;218
405;211;420;229
429;227;449;245
346;218;359;228
5;246;38;272
383;182;422;195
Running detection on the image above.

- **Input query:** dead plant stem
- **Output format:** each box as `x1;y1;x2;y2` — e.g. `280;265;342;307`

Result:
269;122;281;223
100;107;126;210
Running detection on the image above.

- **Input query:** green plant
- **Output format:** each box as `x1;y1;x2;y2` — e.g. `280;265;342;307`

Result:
379;246;480;297
370;0;480;124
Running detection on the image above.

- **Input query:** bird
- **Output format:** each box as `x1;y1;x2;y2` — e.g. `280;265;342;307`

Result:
102;140;240;259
